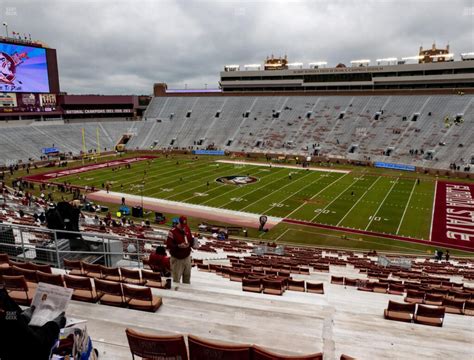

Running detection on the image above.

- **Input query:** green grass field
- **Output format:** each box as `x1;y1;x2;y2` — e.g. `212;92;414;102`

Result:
59;156;435;240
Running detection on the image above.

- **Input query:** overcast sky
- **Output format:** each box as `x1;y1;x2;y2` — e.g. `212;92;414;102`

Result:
2;0;473;94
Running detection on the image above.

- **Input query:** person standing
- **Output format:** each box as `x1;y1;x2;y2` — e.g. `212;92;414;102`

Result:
437;249;443;261
166;216;195;284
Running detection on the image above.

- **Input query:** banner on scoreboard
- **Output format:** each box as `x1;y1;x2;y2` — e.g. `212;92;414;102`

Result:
0;92;17;107
39;93;57;107
374;162;415;172
192;150;225;156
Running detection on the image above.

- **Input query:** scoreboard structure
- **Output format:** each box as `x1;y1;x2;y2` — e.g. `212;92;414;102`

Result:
0;36;141;121
0;37;61;117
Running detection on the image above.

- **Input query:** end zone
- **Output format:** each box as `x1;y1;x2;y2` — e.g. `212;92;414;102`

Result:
430;181;474;251
22;156;157;183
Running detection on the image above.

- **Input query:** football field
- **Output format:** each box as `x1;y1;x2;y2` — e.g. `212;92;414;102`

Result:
55;156;435;241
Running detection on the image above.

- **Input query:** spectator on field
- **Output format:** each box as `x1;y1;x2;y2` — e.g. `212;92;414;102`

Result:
149;246;171;276
166;215;195;284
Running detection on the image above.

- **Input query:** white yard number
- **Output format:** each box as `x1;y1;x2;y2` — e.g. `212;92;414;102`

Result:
369;216;381;221
314;209;330;214
270;203;285;208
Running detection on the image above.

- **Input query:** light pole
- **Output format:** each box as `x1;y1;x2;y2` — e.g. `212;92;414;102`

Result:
2;23;8;38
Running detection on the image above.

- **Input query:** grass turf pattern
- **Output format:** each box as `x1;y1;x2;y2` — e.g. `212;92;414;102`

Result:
59;157;434;240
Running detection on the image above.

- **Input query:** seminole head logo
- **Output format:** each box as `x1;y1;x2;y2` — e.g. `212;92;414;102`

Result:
216;175;258;185
0;50;28;85
0;52;16;84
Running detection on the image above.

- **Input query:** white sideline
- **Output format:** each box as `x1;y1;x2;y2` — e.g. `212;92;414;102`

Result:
215;160;351;174
87;191;282;229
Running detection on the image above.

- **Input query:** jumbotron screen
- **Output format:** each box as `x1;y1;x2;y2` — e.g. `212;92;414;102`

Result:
0;41;49;93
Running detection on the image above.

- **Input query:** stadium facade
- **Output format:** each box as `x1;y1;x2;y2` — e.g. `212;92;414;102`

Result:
220;44;474;93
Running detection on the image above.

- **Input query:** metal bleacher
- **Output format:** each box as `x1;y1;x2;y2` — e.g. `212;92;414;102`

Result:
0;94;473;171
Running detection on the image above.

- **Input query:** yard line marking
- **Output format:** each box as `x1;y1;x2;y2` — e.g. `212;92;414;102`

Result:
215;159;350;173
182;167;266;202
96;159;196;188
336;176;382;226
261;173;325;214
72;159;192;191
428;180;438;241
275;228;290;242
70;159;175;186
396;180;417;235
170;165;261;201
161;164;255;199
284;173;348;218
124;158;223;188
95;159;183;184
122;160;195;182
310;175;366;222
239;170;315;211
145;163;236;194
218;169;296;209
204;168;287;205
196;168;280;204
364;178;399;231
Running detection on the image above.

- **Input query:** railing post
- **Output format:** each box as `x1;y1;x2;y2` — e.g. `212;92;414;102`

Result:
54;230;61;269
19;228;26;261
137;238;141;268
102;235;107;266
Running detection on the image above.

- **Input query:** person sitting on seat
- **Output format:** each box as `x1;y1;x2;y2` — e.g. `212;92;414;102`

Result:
0;287;66;360
149;246;171;277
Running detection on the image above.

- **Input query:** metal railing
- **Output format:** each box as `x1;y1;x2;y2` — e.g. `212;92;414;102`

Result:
0;223;166;270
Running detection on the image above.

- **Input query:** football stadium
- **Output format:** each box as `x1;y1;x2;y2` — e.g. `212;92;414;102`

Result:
0;1;473;359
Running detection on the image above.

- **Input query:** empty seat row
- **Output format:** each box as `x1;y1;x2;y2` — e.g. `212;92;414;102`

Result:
384;300;447;326
405;290;474;315
64;275;162;312
63;259;165;288
0;257;52;273
126;327;356;360
242;277;324;296
331;276;474;301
